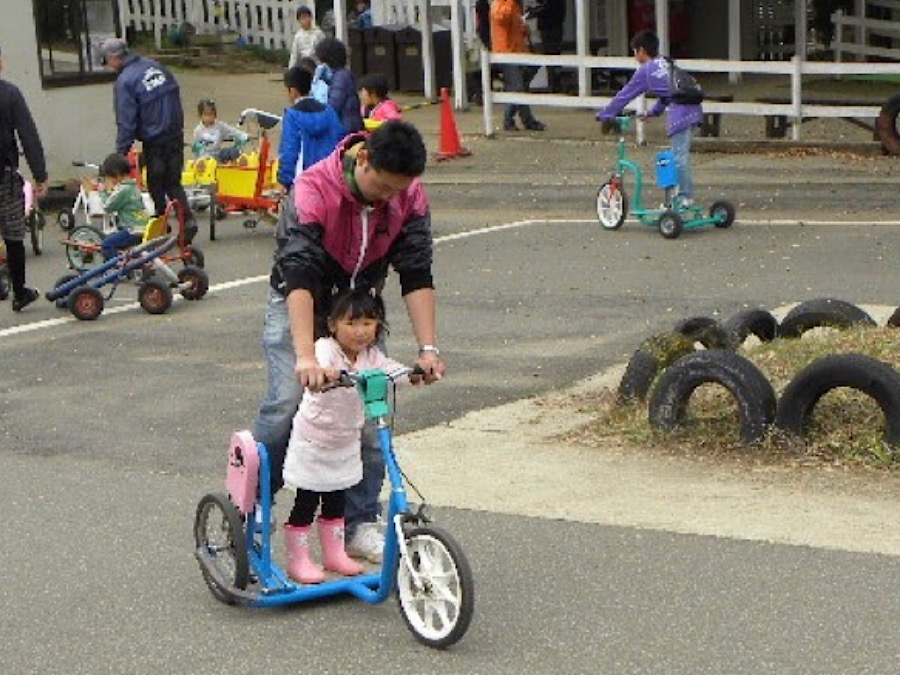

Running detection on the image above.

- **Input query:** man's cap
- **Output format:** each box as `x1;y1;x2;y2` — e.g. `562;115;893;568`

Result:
98;37;129;60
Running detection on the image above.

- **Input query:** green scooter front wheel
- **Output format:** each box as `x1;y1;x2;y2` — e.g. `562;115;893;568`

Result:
596;181;628;230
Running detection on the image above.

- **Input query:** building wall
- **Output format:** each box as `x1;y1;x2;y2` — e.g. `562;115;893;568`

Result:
2;0;117;181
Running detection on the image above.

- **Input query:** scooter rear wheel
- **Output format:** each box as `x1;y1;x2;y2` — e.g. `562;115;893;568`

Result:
596;181;628;230
710;200;736;228
397;525;474;649
658;209;684;239
194;493;249;605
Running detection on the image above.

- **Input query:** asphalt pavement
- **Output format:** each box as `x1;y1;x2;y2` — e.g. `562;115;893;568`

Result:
2;71;900;673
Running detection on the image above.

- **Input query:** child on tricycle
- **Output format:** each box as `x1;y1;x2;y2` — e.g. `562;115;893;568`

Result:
85;153;149;261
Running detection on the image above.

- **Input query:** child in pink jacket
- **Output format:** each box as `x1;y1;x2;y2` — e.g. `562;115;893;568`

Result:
358;73;402;127
281;288;420;584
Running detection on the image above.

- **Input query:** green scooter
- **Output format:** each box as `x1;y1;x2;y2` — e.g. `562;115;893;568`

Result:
596;115;736;239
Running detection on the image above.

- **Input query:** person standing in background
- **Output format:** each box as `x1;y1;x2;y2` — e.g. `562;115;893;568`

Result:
288;6;326;68
490;0;546;132
0;44;48;312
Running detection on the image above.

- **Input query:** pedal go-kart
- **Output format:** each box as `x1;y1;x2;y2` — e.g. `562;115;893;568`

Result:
194;367;474;649
46;216;209;321
596;115;736;239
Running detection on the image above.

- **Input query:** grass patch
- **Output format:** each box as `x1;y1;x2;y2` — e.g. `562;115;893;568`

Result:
563;326;900;470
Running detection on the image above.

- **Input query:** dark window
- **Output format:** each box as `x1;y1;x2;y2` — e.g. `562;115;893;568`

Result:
32;0;120;88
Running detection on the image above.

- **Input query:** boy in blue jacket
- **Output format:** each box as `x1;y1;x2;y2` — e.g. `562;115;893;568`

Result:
595;30;703;205
277;66;346;190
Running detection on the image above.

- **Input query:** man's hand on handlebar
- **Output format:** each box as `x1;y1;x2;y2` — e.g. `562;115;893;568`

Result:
415;351;445;384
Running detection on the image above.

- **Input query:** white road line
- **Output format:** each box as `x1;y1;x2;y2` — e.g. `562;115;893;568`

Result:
3;217;899;340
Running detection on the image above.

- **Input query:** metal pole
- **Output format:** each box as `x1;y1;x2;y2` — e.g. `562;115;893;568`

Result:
418;0;435;100
656;0;669;56
728;0;741;83
449;0;467;109
576;0;588;96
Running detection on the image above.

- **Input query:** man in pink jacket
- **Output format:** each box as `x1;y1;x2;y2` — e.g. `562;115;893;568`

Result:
252;120;445;563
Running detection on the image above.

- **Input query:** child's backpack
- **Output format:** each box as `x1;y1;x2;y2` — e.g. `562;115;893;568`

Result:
665;57;704;104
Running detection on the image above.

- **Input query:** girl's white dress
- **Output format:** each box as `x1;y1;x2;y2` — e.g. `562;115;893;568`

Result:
282;337;407;492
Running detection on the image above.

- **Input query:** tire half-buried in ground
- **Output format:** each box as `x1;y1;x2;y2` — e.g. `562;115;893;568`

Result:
648;350;777;444
778;298;876;339
722;308;779;345
617;331;696;403
775;353;900;447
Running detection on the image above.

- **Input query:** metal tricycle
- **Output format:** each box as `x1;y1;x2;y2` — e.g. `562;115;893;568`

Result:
596;115;736;239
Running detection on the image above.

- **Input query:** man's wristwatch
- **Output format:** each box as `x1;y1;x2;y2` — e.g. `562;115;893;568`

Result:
418;345;441;357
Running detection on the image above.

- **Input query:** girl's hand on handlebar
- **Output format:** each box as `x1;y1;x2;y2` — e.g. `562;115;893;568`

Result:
414;352;445;384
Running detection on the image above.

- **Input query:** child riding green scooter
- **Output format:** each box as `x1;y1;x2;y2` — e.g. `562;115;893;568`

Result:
595;29;702;208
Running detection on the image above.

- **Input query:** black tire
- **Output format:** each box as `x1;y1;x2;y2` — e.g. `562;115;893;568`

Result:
648;350;777;444
877;93;900;155
194;492;249;605
242;218;258;230
775;353;900;447
57;208;76;231
178;265;209;300
673;316;734;350
184;245;205;269
0;266;9;301
778;298;876;339
658;209;683;239
617;331;696;403
596;180;628;230
29;210;45;255
51;273;80;309
887;306;900;328
138;279;173;315
722;308;779;345
397;525;474;649
67;285;104;321
65;225;105;271
710;200;736;228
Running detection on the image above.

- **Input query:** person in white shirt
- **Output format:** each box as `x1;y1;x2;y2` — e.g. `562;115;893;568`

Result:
288;5;326;68
281;288;423;584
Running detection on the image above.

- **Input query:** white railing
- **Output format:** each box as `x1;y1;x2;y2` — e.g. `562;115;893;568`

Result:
481;51;898;141
832;6;900;62
121;0;296;50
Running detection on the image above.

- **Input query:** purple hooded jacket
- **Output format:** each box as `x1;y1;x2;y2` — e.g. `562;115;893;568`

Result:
597;56;703;137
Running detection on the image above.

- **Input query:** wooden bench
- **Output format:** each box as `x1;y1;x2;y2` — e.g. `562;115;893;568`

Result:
754;96;882;139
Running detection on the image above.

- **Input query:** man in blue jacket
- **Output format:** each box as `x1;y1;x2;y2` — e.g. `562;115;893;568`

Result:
99;38;197;242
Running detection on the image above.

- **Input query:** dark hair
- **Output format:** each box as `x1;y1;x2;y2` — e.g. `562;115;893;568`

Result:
283;66;312;96
296;5;312;19
99;153;131;178
328;288;389;341
357;72;390;99
315;37;347;69
365;120;426;177
630;30;659;57
197;98;216;116
297;56;317;75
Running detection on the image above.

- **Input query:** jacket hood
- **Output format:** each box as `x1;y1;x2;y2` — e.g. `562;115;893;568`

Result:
285;98;338;139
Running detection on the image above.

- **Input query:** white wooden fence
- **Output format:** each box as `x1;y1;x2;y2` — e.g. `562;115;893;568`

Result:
120;0;298;49
481;51;899;142
833;0;900;62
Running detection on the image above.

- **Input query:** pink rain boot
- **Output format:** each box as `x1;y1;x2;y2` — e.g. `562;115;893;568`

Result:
318;518;365;576
283;524;325;584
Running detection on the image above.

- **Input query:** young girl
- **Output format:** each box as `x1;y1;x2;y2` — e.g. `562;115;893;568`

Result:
87;153;148;260
357;72;402;129
281;288;420;584
192;99;249;164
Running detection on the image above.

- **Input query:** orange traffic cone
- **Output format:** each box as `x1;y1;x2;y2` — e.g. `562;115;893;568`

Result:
436;87;471;161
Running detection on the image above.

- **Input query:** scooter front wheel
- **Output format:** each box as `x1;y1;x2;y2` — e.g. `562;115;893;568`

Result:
658;209;684;239
194;492;249;605
596;181;628;230
397;525;474;649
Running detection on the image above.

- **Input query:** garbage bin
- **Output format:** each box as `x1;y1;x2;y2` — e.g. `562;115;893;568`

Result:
348;27;367;77
364;24;405;92
394;25;453;93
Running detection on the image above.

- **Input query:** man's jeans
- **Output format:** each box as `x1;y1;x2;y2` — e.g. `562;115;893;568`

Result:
251;288;384;538
500;64;538;126
670;127;695;199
